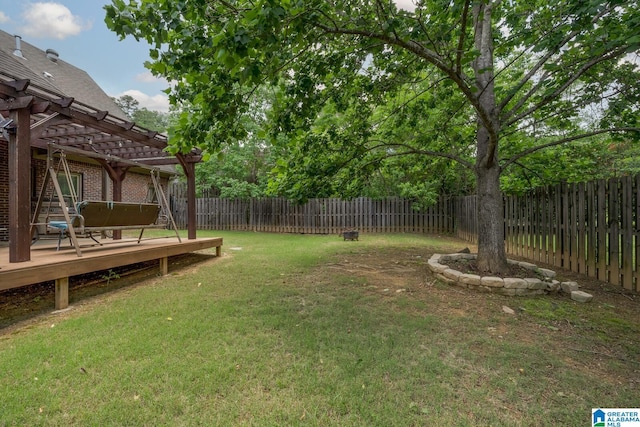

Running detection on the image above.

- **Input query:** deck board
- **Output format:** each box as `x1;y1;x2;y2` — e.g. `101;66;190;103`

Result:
0;236;223;291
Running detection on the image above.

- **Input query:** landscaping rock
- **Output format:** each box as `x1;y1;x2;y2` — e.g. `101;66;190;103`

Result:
561;281;580;293
443;268;463;280
571;290;593;303
546;281;560;293
503;278;528;289
502;305;515;315
524;278;547;290
446;253;476;261
436;273;456;284
430;254;443;262
481;276;504;287
518;261;538;270
427;260;448;274
429;252;562;298
538;268;556;279
459;273;482;286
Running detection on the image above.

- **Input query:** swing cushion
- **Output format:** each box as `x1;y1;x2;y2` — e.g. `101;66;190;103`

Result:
73;201;162;229
49;221;69;231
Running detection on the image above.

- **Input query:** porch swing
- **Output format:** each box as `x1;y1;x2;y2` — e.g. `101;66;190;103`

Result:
30;143;181;257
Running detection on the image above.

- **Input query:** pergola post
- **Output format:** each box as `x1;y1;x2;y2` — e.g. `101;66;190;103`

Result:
185;162;197;240
176;154;197;240
99;162;128;240
8;105;32;262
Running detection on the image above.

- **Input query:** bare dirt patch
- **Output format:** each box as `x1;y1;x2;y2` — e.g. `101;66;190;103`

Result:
323;247;639;311
309;246;640;388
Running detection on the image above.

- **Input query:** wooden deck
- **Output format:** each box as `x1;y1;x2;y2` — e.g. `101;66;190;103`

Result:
0;236;223;309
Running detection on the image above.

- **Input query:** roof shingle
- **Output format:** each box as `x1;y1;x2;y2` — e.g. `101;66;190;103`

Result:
0;30;128;120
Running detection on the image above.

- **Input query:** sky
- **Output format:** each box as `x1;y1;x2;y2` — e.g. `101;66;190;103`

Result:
0;1;170;112
0;1;417;114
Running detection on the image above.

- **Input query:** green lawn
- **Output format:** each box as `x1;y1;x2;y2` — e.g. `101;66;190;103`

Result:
0;231;638;426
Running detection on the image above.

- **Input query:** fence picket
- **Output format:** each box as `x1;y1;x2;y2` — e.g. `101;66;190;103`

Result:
586;182;596;277
609;178;620;285
622;176;633;290
170;172;640;293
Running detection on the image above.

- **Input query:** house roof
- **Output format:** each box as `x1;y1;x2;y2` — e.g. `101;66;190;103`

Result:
0;31;128;120
0;30;200;170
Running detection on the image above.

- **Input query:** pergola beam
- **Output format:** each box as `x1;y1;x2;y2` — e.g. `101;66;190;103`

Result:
0;95;34;110
46;103;169;148
47;143;169;173
0;80;170;150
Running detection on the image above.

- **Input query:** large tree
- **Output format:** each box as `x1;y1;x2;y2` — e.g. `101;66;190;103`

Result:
113;94;170;132
105;0;640;273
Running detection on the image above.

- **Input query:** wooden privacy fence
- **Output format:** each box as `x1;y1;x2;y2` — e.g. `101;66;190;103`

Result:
169;187;454;235
455;177;640;292
170;175;639;291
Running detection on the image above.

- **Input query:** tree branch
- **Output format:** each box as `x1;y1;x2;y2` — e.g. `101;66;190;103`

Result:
371;75;447;128
501;127;640;169
415;7;443;58
455;0;471;75
498;5;612;117
369;141;475;170
503;47;628;128
508;160;545;189
310;21;497;145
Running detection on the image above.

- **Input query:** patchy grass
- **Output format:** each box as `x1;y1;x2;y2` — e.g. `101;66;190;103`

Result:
0;231;638;426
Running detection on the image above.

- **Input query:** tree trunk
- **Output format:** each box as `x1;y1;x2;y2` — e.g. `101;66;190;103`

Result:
472;2;508;274
475;158;508;273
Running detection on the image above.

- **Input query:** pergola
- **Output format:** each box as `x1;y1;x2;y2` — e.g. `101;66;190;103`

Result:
0;75;201;264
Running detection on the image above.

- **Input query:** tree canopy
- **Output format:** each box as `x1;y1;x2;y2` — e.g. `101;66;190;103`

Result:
113;94;169;132
105;0;640;272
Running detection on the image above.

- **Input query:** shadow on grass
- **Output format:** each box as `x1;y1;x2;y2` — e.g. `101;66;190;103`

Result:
0;253;217;333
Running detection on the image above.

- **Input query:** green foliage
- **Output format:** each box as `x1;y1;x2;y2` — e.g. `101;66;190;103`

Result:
194;139;273;198
104;0;640;186
190;86;279;198
501;136;640;195
105;0;640;267
132;107;169;132
112;94;169;132
101;269;120;285
112;94;139;118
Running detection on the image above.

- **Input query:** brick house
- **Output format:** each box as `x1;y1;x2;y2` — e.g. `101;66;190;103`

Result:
0;30;201;262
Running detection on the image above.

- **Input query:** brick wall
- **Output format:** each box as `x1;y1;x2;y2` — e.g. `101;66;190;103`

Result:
0;144;172;242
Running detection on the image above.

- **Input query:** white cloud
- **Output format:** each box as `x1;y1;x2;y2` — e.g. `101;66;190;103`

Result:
135;71;168;85
394;0;416;12
20;2;90;40
0;11;10;23
117;89;170;113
